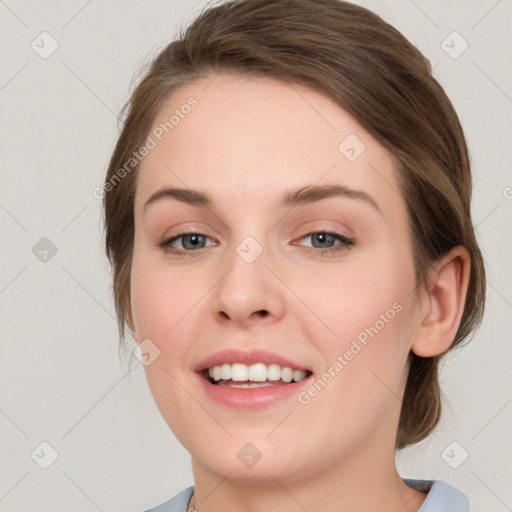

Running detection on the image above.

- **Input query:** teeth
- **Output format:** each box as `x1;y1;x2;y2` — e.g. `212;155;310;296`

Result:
293;369;306;382
282;367;293;383
232;363;249;381
221;363;230;380
219;382;274;388
267;363;281;381
206;363;309;383
248;363;267;382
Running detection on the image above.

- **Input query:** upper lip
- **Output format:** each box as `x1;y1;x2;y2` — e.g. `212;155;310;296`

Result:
195;348;311;373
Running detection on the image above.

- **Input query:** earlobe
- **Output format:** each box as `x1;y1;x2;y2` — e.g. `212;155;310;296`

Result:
411;246;471;357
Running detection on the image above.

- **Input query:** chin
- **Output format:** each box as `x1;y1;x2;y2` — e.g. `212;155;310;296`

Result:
190;438;318;485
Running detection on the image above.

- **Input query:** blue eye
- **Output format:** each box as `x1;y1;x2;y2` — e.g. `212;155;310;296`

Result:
298;231;354;255
159;232;215;254
158;230;354;257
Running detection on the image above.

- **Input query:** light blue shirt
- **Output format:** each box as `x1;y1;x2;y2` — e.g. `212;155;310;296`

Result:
143;479;469;511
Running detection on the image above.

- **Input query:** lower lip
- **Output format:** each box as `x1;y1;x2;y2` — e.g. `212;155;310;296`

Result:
196;373;313;408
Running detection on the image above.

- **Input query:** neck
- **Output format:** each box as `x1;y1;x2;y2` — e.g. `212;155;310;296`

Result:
189;442;427;512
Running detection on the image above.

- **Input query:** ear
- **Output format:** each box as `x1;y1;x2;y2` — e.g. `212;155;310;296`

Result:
411;246;471;357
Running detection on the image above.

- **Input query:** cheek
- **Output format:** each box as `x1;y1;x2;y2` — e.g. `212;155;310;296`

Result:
130;265;171;341
130;244;200;341
129;246;216;388
295;247;417;402
129;250;209;433
298;244;416;349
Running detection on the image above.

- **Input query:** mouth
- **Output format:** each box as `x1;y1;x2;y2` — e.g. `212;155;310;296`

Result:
200;362;313;388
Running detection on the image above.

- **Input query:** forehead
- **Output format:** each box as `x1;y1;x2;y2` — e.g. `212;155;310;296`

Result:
134;74;403;216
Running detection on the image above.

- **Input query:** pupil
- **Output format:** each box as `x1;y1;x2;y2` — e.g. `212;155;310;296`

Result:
184;234;204;249
313;233;334;248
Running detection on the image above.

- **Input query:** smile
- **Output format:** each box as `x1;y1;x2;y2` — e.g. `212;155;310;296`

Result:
204;362;312;387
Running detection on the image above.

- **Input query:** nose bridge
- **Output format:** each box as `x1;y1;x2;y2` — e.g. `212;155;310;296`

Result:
211;230;284;325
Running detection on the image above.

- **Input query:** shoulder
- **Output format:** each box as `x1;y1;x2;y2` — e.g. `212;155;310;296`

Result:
142;486;194;512
404;479;469;511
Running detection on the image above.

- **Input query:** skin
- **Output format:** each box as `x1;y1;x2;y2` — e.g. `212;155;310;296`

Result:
129;74;470;512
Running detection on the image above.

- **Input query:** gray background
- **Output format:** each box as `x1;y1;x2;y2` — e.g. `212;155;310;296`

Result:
0;0;510;510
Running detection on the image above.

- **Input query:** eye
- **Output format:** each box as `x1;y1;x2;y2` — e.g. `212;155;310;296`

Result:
157;230;354;257
158;231;216;255
296;231;354;256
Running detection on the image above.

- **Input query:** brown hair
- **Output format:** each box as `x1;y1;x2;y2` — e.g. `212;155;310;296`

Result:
102;0;485;449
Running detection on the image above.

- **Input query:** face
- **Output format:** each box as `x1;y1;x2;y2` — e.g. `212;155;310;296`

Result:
130;74;423;484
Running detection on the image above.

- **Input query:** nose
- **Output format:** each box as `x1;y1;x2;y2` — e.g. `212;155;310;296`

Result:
211;237;285;328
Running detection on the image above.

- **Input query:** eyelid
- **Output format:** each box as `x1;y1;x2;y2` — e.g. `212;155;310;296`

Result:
293;219;354;239
294;230;354;247
158;229;355;260
159;229;217;247
296;227;353;240
159;224;216;242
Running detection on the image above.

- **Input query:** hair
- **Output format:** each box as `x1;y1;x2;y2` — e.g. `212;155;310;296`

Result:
102;0;485;449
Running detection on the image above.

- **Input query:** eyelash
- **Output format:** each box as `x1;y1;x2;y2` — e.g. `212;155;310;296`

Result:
158;230;354;257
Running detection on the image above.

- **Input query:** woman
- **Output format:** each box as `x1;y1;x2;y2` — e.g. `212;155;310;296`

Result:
101;1;486;510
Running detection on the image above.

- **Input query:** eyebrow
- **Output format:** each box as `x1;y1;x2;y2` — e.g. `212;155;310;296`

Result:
143;184;381;213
